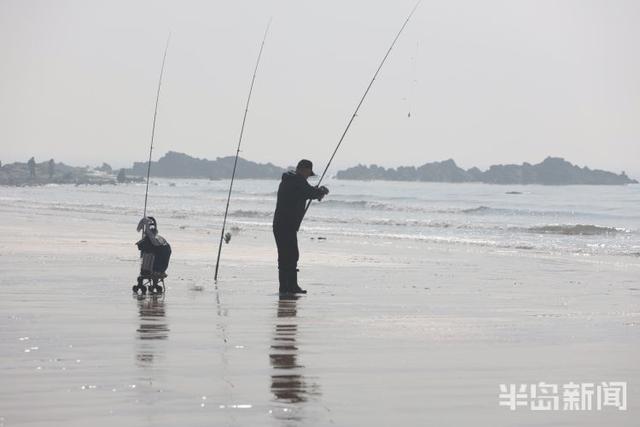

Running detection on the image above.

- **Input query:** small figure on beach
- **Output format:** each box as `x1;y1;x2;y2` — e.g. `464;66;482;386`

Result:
27;157;36;178
273;159;329;294
48;159;55;179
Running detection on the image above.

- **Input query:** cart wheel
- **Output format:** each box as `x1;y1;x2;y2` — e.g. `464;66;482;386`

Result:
154;285;164;294
132;284;146;295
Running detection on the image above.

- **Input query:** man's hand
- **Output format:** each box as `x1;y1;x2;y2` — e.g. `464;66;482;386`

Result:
318;185;329;201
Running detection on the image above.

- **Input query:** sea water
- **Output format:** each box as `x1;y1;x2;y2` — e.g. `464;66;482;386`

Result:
1;178;638;258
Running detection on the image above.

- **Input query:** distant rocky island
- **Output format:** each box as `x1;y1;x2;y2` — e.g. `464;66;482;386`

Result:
126;151;285;179
1;153;636;186
335;157;637;185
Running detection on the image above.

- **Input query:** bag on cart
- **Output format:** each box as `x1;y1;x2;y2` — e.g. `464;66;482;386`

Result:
136;216;171;274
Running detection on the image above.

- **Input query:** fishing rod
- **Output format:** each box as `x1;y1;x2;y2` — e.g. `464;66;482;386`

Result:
303;1;421;218
214;20;272;282
142;34;171;220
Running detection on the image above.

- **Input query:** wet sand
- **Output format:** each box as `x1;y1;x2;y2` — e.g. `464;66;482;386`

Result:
1;211;639;426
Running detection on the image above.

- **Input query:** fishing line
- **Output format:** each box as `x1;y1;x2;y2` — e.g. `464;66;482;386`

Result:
408;39;419;118
302;1;421;220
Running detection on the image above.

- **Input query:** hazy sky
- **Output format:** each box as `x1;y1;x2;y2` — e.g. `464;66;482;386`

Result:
1;0;639;176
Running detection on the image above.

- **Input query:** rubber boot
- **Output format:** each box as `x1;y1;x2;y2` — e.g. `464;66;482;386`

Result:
288;269;307;294
278;269;289;293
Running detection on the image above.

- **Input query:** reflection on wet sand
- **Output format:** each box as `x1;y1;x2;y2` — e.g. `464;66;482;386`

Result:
135;296;169;365
270;295;319;406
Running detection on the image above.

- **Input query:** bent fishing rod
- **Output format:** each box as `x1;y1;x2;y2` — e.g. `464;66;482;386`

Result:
214;20;271;282
302;1;421;220
142;34;171;220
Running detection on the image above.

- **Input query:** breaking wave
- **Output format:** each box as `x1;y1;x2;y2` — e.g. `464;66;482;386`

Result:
526;224;627;236
461;205;493;214
318;200;599;218
459;205;588;217
320;200;397;210
229;209;272;218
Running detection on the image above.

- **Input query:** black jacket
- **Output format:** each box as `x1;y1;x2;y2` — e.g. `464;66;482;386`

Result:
273;171;325;231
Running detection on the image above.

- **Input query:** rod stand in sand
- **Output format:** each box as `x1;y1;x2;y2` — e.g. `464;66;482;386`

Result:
214;20;271;282
302;1;421;220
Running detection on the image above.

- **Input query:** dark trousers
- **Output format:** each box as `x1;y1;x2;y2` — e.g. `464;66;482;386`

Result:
273;227;298;272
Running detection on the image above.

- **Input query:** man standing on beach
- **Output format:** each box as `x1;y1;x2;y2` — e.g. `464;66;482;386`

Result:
273;159;329;294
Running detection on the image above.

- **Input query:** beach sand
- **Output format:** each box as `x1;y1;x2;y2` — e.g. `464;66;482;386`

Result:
1;209;639;426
